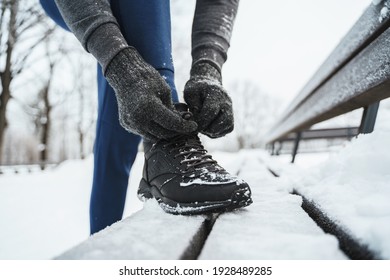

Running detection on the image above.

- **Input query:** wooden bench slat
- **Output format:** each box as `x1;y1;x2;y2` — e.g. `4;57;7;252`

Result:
267;26;390;143
55;203;207;260
199;157;346;259
280;127;359;141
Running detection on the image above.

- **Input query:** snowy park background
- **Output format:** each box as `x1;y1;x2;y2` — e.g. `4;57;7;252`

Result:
1;0;390;259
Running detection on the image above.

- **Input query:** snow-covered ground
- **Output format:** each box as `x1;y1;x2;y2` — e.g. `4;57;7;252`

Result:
0;158;93;259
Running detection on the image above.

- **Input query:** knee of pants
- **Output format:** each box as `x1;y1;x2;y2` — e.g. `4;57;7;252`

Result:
40;0;70;31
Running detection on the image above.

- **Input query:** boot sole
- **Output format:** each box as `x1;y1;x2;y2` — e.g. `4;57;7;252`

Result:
138;178;253;215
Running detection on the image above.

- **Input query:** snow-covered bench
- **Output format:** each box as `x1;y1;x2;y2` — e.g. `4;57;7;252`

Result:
266;1;390;162
56;148;386;260
263;1;390;259
56;152;351;260
56;205;216;260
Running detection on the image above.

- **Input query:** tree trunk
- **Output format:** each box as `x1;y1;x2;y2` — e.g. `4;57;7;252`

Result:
79;131;85;160
0;0;18;164
77;82;85;160
0;80;11;164
39;84;51;169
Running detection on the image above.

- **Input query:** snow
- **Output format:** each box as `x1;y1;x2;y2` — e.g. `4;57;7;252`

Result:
56;200;206;260
200;151;346;260
374;0;390;22
278;130;390;259
0;158;93;259
380;5;390;22
180;170;241;187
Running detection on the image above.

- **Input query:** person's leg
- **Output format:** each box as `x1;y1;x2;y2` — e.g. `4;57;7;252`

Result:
90;0;178;233
41;0;178;234
110;0;178;102
91;67;141;234
40;0;142;233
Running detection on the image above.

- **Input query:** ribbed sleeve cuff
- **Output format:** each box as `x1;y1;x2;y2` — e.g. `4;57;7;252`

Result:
192;46;226;74
86;22;129;73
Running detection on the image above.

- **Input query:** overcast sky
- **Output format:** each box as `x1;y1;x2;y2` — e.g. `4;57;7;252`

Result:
221;0;372;106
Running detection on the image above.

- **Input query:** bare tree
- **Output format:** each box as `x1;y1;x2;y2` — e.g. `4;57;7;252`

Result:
0;0;55;163
77;89;95;160
27;42;74;168
228;80;280;149
73;56;96;160
35;62;53;167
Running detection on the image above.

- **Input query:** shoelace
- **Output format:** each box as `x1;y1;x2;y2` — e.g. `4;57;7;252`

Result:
163;134;217;170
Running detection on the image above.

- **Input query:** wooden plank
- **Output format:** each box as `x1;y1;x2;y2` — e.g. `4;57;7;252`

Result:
266;26;390;143
280;127;359;142
55;203;208;260
279;3;390;125
293;190;379;260
200;194;347;259
199;156;346;259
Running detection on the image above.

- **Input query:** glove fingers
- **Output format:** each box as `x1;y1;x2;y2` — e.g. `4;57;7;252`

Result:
202;105;233;138
152;105;198;134
147;121;184;140
195;98;220;132
141;131;159;142
184;90;203;113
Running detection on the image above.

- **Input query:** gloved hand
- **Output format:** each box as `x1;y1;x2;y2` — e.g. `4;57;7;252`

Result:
184;62;234;138
105;47;198;142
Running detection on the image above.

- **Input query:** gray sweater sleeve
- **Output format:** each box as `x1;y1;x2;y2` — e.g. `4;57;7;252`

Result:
191;0;240;72
54;0;129;73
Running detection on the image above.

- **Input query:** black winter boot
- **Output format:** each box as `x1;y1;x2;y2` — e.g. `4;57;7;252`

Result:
138;103;252;214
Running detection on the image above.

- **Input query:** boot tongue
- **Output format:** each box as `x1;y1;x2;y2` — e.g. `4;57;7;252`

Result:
174;103;192;120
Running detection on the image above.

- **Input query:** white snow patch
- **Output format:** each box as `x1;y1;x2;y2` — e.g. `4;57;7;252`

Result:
378;0;390;22
180;171;242;187
0;157;94;259
200;151;346;260
284;130;390;259
56;200;206;259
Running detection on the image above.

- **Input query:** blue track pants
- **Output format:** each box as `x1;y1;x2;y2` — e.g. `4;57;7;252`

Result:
40;0;178;234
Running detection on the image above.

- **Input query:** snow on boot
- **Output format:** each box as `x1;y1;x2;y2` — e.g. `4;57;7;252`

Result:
137;103;252;215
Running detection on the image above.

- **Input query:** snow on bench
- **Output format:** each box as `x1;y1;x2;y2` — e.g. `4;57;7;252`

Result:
261;1;390;259
288;131;390;259
56;202;209;260
56;151;349;260
199;154;346;260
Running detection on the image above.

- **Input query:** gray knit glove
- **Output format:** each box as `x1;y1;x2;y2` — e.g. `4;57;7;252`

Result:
105;47;198;141
184;62;234;138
